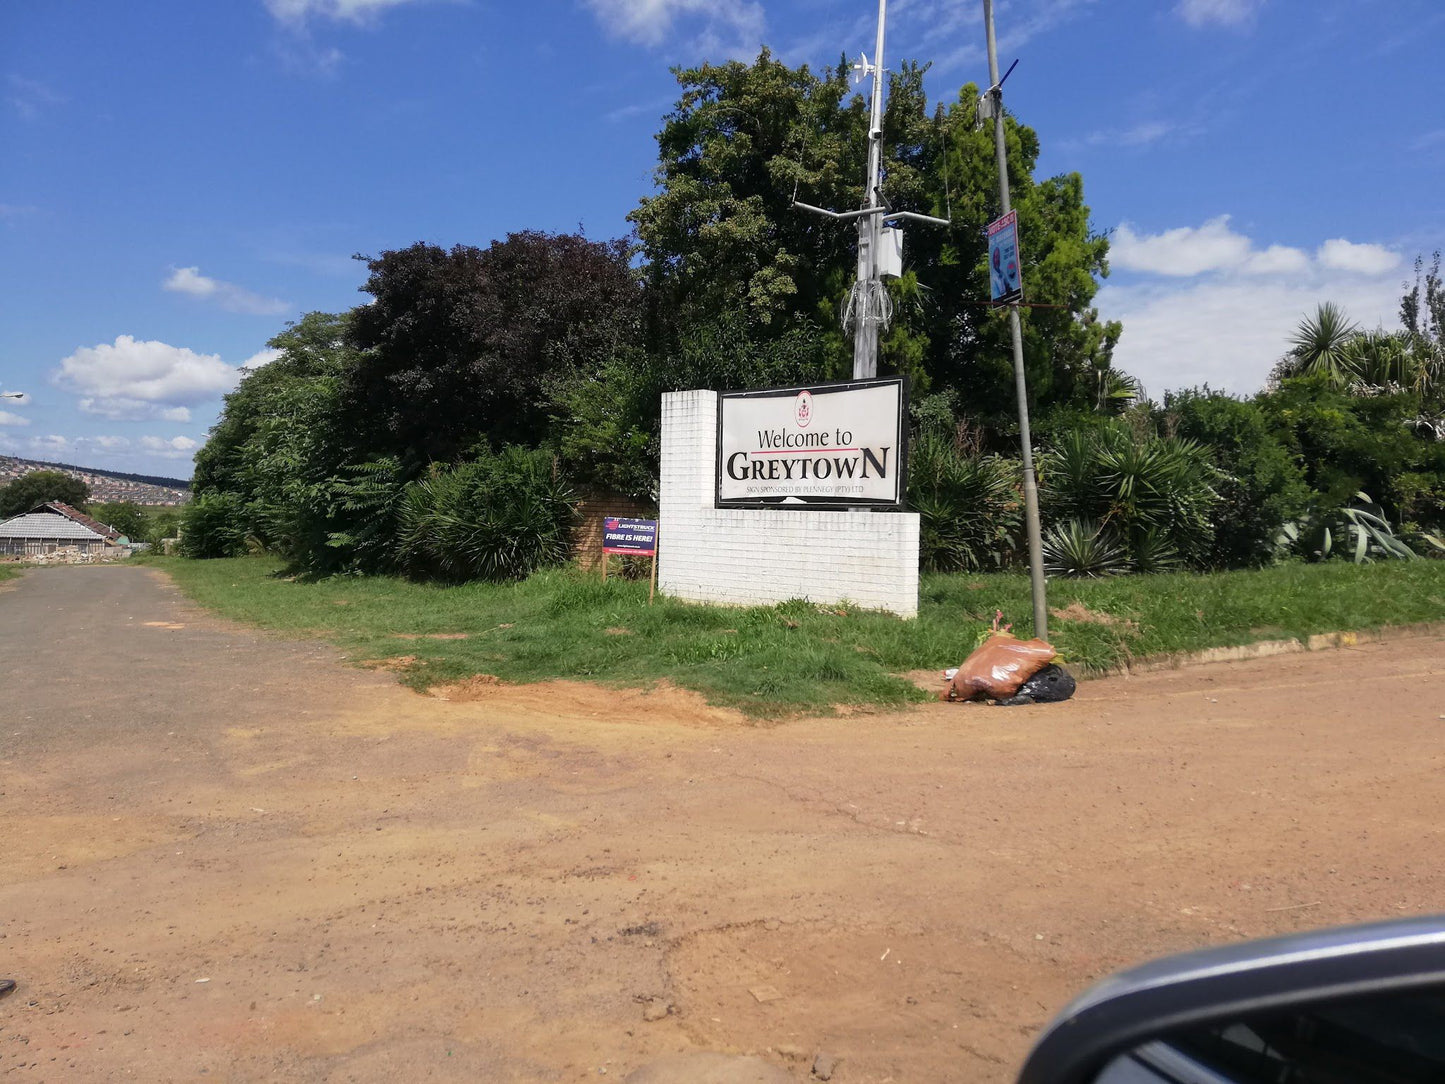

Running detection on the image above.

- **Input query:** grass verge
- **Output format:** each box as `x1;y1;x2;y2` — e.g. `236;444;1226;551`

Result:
0;563;22;585
141;556;1445;717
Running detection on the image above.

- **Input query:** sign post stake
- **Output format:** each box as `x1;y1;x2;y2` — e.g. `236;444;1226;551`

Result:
648;527;659;606
983;0;1048;641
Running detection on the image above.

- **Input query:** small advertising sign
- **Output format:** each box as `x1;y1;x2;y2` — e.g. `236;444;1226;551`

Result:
986;210;1022;304
716;377;906;510
603;517;658;556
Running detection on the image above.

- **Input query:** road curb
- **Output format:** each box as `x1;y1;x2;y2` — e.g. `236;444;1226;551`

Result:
1077;621;1445;681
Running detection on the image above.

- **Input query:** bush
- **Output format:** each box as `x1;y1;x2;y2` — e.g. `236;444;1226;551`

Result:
1039;422;1220;570
907;430;1022;572
1042;518;1127;578
180;492;249;558
1163;389;1312;569
397;446;579;582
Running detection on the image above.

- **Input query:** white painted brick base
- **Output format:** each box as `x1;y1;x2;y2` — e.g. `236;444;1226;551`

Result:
658;390;920;618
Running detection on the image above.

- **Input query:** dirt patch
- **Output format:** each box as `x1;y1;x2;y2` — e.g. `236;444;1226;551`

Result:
605;626;633;636
7;568;1445;1083
358;654;419;672
391;631;470;640
1050;601;1139;631
429;675;746;727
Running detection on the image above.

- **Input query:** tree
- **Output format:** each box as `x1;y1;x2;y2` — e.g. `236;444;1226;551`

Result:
1162;389;1311;568
630;53;1123;416
89;501;147;540
343;232;640;465
0;470;90;518
552;312;832;497
1401;251;1444;402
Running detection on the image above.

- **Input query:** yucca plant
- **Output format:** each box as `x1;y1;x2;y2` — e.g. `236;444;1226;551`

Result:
1040;422;1219;572
908;430;1023;572
1042;519;1127;578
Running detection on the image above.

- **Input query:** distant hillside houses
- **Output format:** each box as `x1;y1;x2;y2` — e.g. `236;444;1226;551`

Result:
0;455;190;505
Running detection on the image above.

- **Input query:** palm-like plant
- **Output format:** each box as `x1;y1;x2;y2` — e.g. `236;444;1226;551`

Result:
1341;329;1419;391
1042;519;1127;578
1040;423;1219;570
1282;302;1359;385
1093;367;1143;415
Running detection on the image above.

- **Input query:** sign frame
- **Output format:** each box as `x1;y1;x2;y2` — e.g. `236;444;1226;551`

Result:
714;375;909;512
602;517;657;556
987;209;1023;305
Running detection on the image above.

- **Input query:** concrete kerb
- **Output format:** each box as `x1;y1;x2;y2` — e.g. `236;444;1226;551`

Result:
1075;621;1445;681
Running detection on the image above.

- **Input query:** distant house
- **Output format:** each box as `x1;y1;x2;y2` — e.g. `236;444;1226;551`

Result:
0;501;124;556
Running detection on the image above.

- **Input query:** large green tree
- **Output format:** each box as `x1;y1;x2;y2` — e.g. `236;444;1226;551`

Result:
0;470;91;518
630;52;1122;416
192;311;359;561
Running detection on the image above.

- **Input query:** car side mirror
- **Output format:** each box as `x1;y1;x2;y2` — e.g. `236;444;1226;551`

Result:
1018;913;1445;1084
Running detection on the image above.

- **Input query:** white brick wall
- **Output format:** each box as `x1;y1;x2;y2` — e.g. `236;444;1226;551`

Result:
658;390;920;618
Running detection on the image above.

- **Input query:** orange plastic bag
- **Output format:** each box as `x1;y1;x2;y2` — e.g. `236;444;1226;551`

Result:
943;633;1057;702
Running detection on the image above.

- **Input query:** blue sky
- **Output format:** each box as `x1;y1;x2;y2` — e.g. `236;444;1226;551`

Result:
2;0;1442;478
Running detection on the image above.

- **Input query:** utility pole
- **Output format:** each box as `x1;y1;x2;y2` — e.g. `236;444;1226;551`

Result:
983;0;1048;640
793;0;948;380
854;0;888;379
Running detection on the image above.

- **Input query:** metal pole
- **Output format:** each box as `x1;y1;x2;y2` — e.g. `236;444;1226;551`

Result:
983;0;1048;640
853;0;888;380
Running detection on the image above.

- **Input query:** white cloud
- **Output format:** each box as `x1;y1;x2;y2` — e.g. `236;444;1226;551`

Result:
1101;270;1404;399
89;436;131;450
163;266;290;316
6;74;65;121
922;0;1095;71
54;335;242;416
240;348;284;370
28;434;73;455
1102;216;1410;395
1111;215;1253;276
78;398;193;423
139;435;200;456
585;0;765;56
1412;129;1445;152
1176;0;1262;28
1113;216;1397;280
263;0;428;24
1316;238;1401;276
1240;244;1311;275
0;410;29;427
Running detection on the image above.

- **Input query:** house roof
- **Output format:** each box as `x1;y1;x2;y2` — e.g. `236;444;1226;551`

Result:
0;502;122;542
0;511;110;540
45;502;122;541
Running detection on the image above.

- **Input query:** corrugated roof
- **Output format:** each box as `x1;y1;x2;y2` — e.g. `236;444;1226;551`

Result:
45;502;122;540
0;511;110;540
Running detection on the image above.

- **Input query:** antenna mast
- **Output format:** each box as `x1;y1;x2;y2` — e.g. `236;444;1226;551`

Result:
792;0;949;380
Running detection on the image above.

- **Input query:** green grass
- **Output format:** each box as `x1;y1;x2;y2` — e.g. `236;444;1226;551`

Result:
0;563;22;585
140;555;1445;717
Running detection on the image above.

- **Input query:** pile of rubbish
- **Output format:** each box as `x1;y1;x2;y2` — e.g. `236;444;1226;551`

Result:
941;613;1075;706
10;547;126;566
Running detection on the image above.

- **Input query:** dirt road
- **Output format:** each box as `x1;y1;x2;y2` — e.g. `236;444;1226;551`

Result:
2;566;1443;1082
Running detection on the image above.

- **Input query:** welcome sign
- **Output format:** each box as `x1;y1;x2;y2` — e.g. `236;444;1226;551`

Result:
716;377;906;509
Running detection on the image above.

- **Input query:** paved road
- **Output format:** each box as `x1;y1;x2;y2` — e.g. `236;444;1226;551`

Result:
3;565;1445;1082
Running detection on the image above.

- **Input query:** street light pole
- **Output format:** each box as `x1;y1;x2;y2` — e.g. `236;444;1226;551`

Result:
983;0;1048;640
